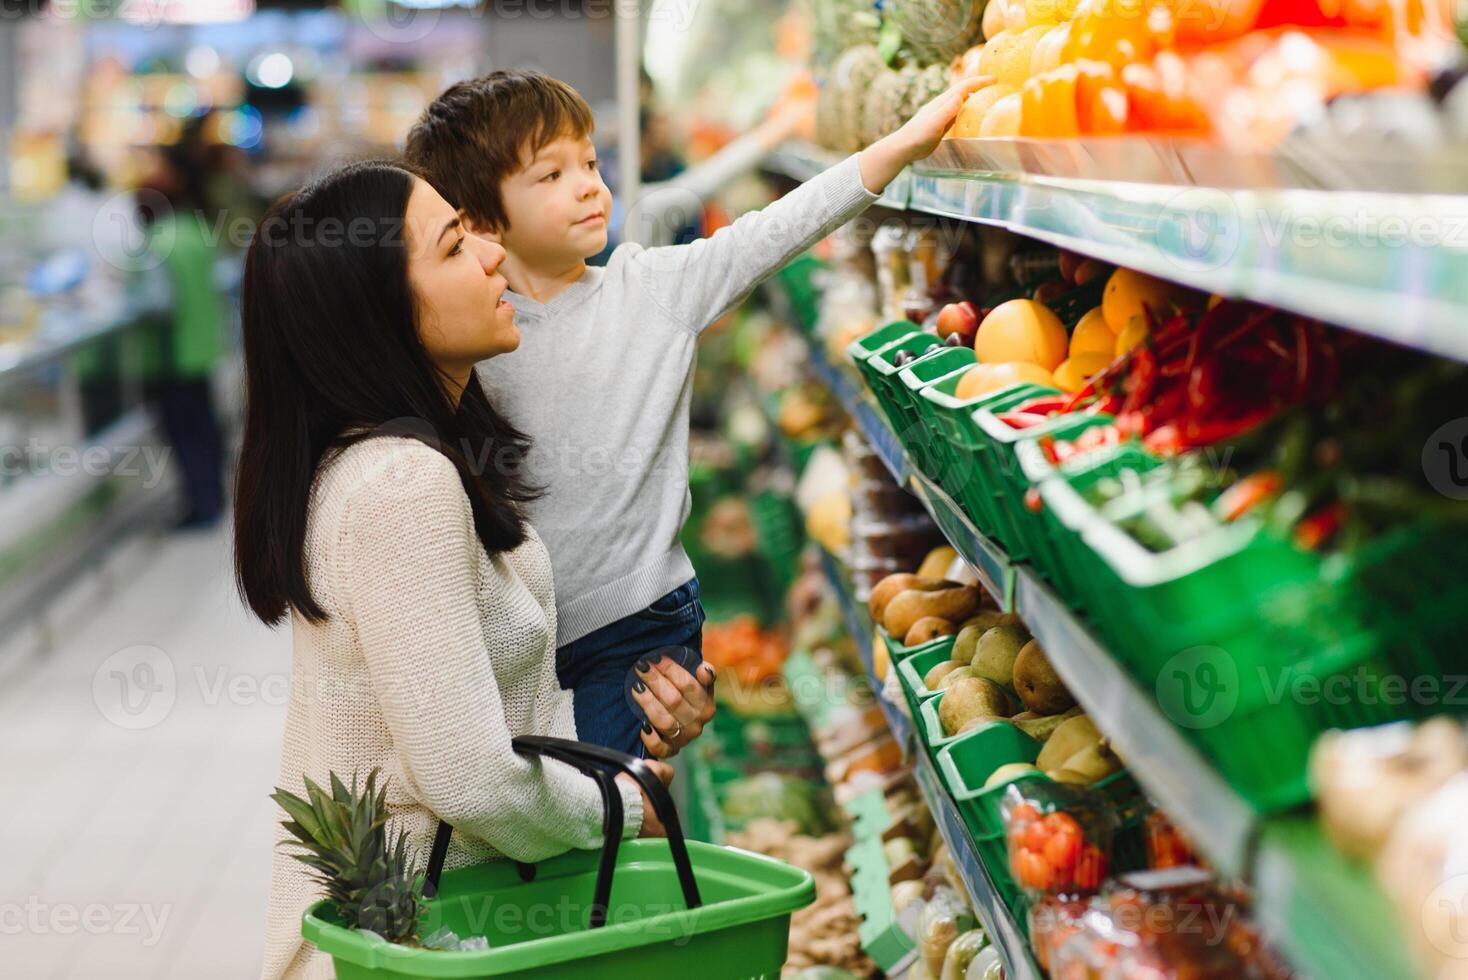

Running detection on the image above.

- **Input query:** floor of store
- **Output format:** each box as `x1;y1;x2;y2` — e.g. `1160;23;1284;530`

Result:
1;526;288;979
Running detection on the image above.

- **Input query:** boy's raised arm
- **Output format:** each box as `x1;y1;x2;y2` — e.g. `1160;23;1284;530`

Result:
626;75;990;333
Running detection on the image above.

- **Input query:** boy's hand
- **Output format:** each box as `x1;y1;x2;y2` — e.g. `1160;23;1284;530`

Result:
858;75;994;194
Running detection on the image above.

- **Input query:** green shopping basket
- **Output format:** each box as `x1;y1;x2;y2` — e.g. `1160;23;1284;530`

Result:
302;737;816;980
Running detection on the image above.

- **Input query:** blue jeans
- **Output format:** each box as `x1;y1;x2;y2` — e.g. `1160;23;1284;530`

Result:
556;579;706;757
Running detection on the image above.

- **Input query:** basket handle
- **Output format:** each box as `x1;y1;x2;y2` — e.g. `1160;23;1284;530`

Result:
422;735;702;928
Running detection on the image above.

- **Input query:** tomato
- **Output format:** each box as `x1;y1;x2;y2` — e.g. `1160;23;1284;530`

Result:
1017;847;1055;891
1043;826;1082;875
1074;844;1109;891
1021;816;1052;852
1009;801;1043;824
1042;811;1083;837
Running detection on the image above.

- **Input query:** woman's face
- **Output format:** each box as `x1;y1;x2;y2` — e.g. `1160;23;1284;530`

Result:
405;177;519;379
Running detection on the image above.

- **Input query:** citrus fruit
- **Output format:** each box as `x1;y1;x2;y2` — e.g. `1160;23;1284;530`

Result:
1114;318;1148;356
1052;353;1113;393
984;0;1012;39
1102;267;1198;334
975;299;1069;371
980;30;1013;77
949;83;1021;137
980;92;1026;135
1030;22;1073;76
1068;307;1115;357
1020;64;1080;138
1075;59;1129;134
955;361;1058;399
1000;25;1052;87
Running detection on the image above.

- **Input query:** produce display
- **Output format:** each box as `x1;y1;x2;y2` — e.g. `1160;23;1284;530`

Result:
810;0;1460;151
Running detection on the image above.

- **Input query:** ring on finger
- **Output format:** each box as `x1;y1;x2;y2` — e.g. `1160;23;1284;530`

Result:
668;723;683;741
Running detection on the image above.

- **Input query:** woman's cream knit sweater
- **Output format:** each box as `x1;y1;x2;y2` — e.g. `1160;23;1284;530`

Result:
259;437;643;980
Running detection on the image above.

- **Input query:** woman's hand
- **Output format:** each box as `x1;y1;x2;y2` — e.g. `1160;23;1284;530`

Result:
631;657;717;759
616;760;675;837
858;75;994;193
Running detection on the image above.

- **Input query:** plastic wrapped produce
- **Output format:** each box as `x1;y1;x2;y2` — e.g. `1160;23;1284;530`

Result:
918;886;977;975
1377;773;1468;979
939;928;989;980
1001;781;1117;899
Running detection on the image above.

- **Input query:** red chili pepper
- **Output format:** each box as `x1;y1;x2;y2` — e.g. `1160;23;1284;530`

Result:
1144;424;1186;456
1121;346;1158;415
1039;434;1060;464
1115;411;1149;438
1293;319;1312;401
1214;471;1282;522
1180;406;1278;446
998;411;1051;429
1073;425;1121;455
1025;487;1044;513
1294;501;1346;550
1015;396;1073;416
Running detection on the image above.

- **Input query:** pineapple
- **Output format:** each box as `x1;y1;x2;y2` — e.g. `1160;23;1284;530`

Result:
863;66;918;147
833;45;888;151
904;63;953;120
886;0;985;63
272;768;426;944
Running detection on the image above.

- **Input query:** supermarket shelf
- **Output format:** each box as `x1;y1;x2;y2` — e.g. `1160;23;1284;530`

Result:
1253;819;1423;980
911;735;1043;980
0;299;163;382
769;138;1468;364
804;345;908;485
804;335;1259;878
1012;569;1256;879
819;548;913;749
817;546;1042;980
764;141;911;211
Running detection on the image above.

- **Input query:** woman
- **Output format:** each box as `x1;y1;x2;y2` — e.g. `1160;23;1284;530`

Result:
237;161;714;980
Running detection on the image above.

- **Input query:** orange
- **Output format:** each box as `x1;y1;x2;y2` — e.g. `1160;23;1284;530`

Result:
1030;22;1073;76
1020;65;1080;138
999;25;1052;87
1065;0;1166;69
975;299;1069;371
1102;267;1198;334
955;44;986;81
949;84;1022;137
980;30;1013;78
955;361;1058;399
979;92;1026;136
1068;307;1115;357
1052;353;1113;393
1073;257;1109;284
1074;59;1128;134
983;0;1011;39
1114;318;1148;357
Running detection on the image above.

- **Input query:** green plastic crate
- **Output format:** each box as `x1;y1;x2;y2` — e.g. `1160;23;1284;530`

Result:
895;646;962;718
865;336;947;428
918;380;1057;544
893;348;977;475
1034;445;1162;616
1007;414;1119;588
304;838;815;980
845;832;918;971
970;407;1114;560
877;627;958;664
847;321;920;368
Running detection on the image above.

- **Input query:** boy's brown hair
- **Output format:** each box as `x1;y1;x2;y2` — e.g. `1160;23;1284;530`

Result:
404;69;594;232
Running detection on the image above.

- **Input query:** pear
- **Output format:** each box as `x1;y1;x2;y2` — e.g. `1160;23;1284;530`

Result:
1057;742;1122;784
937;666;977;690
1013;640;1077;715
905;616;957;647
1012;706;1084;743
917;546;959;580
1049;768;1092;785
939;677;1014;736
971;625;1029;686
869;574;923;622
885;585;983;639
1036;715;1102;771
923;660;963;690
952;624;984;665
984;762;1040;790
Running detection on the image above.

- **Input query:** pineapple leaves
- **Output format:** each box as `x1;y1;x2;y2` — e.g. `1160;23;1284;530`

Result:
271;767;426;945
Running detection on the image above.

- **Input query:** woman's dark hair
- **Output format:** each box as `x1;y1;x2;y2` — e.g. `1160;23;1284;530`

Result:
234;159;536;624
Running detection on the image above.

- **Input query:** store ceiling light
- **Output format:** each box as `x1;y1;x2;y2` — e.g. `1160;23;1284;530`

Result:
248;52;295;90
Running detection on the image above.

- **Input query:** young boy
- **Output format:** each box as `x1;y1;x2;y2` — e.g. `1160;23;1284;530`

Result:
404;69;981;758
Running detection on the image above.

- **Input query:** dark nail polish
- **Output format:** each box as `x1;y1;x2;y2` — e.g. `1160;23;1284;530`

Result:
636;658;650;673
649;652;664;665
633;679;646;694
641;722;653;734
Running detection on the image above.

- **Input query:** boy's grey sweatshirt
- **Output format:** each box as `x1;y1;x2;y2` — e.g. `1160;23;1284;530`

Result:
479;154;878;646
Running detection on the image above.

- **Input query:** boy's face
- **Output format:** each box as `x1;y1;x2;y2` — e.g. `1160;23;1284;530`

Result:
493;132;611;268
